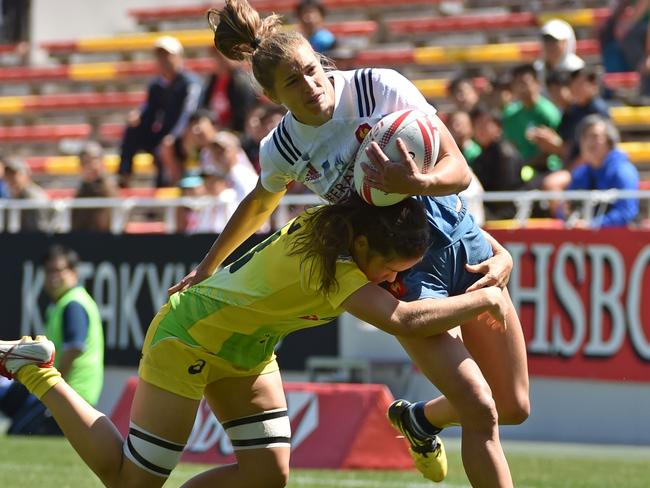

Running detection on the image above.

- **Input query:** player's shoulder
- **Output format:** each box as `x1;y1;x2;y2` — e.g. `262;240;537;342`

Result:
260;113;303;167
341;67;407;87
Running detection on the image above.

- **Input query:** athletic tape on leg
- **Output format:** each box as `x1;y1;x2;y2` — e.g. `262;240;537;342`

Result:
123;421;185;477
223;408;291;451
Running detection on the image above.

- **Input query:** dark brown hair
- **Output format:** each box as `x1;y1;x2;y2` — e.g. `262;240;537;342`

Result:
207;0;309;93
289;195;430;296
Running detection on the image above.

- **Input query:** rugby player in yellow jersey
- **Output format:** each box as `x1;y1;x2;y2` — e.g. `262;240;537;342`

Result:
0;196;508;488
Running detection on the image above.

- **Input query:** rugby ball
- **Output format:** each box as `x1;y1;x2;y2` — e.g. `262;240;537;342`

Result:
354;109;440;206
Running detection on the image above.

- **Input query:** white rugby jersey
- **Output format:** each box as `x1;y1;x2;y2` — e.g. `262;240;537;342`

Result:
259;68;436;203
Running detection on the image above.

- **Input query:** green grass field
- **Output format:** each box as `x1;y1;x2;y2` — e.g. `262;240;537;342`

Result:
1;436;649;487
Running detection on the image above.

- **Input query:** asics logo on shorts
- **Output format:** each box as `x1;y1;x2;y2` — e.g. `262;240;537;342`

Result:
188;359;206;375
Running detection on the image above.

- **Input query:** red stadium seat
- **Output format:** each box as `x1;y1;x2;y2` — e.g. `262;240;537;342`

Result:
129;0;444;23
0;124;91;143
0;58;216;84
0;92;145;115
387;12;537;35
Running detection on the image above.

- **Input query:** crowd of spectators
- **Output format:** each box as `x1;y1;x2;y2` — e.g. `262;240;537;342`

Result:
0;2;646;233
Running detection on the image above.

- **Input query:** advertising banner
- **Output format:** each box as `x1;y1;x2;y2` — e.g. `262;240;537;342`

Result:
1;233;338;370
490;228;650;382
110;377;413;469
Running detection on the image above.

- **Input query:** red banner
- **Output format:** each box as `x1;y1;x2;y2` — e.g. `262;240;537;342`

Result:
111;378;413;469
490;228;650;382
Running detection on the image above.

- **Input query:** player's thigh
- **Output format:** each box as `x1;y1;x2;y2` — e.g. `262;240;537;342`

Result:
397;330;494;418
204;369;287;419
120;379;201;486
460;287;530;421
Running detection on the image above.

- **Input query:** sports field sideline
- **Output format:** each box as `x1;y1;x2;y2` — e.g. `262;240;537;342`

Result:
1;436;648;487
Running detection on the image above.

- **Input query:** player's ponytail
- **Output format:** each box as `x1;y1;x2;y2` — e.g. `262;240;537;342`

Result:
289;195;430;297
207;0;308;93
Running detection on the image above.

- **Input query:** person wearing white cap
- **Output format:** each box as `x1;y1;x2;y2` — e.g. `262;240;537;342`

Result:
535;19;585;87
117;35;202;188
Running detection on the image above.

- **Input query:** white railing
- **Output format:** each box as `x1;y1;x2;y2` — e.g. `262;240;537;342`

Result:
0;190;648;234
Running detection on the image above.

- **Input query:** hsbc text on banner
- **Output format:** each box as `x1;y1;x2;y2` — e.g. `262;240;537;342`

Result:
490;228;650;383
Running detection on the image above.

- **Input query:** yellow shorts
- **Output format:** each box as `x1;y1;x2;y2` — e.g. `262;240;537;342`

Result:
138;303;280;400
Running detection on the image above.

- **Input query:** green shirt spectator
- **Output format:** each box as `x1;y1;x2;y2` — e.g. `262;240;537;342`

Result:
502;64;563;177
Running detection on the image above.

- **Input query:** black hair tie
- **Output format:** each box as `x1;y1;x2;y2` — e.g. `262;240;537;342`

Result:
251;37;262;49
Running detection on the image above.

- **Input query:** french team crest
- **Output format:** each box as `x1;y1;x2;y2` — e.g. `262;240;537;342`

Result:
386;277;406;299
355;123;372;144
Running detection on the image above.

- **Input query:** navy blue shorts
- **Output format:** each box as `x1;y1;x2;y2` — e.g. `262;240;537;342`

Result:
387;211;493;301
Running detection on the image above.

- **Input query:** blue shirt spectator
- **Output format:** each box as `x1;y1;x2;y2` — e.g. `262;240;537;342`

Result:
118;36;201;188
568;115;639;227
296;0;337;54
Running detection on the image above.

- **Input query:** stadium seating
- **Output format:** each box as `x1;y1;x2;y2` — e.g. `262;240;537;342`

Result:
0;92;145;116
27;153;155;176
41;22;377;57
386;8;610;37
0;124;91;143
44;187;180;199
0;58;215;85
129;0;443;25
348;39;600;68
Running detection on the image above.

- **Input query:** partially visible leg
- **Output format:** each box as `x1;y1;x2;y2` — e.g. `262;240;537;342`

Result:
1;334;199;488
35;374;199;488
460;288;530;425
181;370;290;488
398;330;513;488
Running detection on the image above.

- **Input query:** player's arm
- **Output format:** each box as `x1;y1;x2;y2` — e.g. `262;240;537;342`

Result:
168;179;286;294
58;301;89;379
341;284;507;338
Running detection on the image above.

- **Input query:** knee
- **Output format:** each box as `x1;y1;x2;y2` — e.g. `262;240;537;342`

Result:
457;383;499;433
498;392;530;425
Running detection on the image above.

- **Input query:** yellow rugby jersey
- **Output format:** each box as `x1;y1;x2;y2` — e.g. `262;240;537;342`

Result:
158;211;368;370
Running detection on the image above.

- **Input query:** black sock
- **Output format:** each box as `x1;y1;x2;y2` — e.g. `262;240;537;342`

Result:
408;401;442;438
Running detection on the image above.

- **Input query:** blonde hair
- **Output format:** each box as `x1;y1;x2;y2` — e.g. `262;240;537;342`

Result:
207;0;310;93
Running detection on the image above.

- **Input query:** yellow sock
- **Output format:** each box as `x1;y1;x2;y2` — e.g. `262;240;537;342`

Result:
16;364;63;400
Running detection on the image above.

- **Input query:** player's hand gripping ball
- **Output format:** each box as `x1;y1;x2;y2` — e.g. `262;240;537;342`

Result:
354;109;440;206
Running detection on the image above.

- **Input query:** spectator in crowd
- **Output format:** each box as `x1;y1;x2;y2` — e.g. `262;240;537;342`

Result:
193;166;239;233
159;109;219;185
4;158;49;232
295;0;336;54
444;111;485;224
241;103;286;173
118;36;202;188
199;50;257;133
71;142;119;233
176;173;207;233
600;0;650;97
484;71;514;111
203;131;258;201
535;19;585;87
0;245;104;435
448;74;480;112
470;106;525;220
447;110;481;165
0;0;29;43
534;67;611;167
502;64;563;188
545;70;573;113
563;115;639;228
0;155;11;198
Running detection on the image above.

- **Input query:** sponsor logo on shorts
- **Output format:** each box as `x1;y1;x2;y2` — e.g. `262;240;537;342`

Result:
188;359;206;375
